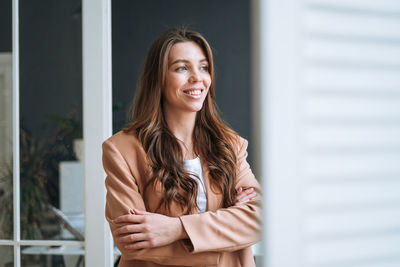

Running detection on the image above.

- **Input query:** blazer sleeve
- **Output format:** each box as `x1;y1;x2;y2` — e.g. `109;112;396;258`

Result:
179;138;262;253
103;139;220;266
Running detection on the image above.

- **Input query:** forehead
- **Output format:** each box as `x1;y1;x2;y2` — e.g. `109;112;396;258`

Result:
168;41;207;62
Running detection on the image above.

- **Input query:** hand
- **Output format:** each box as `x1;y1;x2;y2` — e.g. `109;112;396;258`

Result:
112;209;188;250
234;187;256;206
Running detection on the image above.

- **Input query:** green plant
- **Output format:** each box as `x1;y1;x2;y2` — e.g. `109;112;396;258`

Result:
0;129;50;240
19;128;50;239
0;159;13;239
0;107;85;240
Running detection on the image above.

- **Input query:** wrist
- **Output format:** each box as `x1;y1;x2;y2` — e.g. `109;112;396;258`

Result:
174;217;188;240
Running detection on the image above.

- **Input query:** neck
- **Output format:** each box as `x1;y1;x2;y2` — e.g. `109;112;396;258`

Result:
164;108;197;158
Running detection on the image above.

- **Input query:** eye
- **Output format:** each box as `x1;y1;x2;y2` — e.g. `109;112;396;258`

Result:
200;65;209;71
176;66;187;71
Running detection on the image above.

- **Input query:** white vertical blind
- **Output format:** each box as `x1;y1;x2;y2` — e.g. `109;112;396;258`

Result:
256;0;400;266
302;1;400;266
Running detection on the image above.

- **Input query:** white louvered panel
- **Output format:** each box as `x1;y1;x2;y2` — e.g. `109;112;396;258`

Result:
306;261;400;267
304;125;400;150
305;208;400;237
304;95;400;120
304;234;400;266
305;40;400;65
304;67;400;90
309;262;400;267
305;8;400;39
304;153;400;177
300;2;400;267
305;0;400;13
305;181;400;207
335;261;400;267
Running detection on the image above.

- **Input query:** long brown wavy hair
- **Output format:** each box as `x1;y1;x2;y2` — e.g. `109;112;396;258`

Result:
125;28;239;214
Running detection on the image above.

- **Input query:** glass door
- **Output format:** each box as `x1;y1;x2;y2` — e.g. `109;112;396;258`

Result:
0;0;14;266
0;0;88;266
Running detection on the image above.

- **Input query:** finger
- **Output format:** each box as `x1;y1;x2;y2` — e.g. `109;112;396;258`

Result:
236;189;252;198
235;194;257;206
237;187;243;193
116;233;147;244
243;187;254;195
235;191;247;201
239;192;257;202
113;224;147;236
113;214;145;224
124;240;152;250
248;192;257;198
236;195;248;203
132;208;149;215
237;192;251;202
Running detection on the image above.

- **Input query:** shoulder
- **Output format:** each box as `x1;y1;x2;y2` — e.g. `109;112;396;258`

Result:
103;129;140;146
230;134;249;156
102;129;146;158
236;136;249;161
237;136;248;148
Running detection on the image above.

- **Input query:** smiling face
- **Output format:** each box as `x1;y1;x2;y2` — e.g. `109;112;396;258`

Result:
162;41;211;116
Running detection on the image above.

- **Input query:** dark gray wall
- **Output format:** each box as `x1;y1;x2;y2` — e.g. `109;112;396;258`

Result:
112;0;252;162
0;0;12;52
2;1;82;139
19;0;82;139
18;0;82;207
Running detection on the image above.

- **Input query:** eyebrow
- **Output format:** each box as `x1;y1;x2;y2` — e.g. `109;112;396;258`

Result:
169;58;208;66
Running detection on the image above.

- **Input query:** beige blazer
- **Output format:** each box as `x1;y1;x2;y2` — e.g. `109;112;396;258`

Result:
103;130;262;267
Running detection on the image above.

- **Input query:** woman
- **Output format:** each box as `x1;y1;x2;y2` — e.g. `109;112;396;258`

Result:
103;28;262;267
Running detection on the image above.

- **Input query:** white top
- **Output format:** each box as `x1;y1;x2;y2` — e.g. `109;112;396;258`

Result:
183;156;207;213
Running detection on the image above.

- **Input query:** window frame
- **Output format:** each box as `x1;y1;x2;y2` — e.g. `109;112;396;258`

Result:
0;1;113;266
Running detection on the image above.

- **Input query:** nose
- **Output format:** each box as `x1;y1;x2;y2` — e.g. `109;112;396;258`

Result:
189;69;201;83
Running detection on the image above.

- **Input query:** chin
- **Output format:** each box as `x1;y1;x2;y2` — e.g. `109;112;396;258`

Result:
188;103;205;113
180;101;204;113
184;108;202;114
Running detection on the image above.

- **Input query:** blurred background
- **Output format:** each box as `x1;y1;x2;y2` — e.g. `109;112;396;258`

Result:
1;0;400;266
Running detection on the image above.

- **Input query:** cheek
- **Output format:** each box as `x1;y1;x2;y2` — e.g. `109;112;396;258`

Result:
205;75;212;89
166;74;186;90
163;81;181;104
164;88;176;104
162;84;173;103
164;77;178;93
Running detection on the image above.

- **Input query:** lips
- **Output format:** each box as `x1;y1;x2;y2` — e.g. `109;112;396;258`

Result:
183;88;204;96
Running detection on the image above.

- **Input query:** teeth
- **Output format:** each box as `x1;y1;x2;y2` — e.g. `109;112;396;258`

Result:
185;89;201;95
